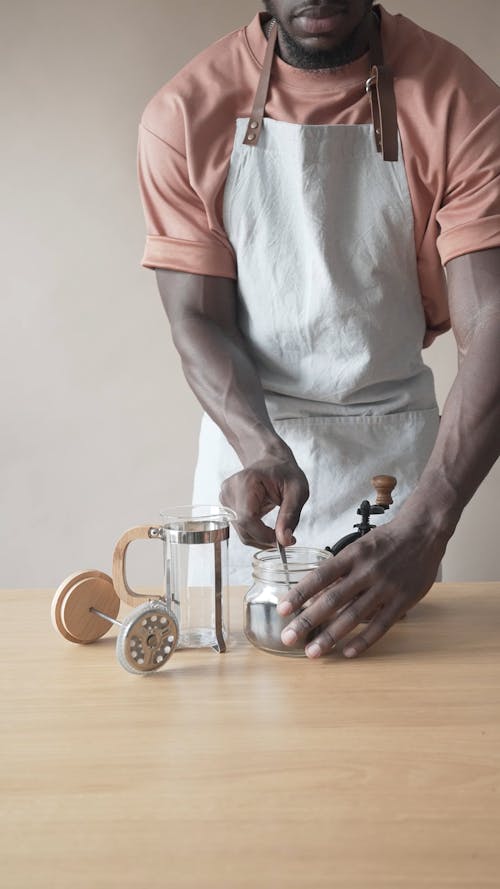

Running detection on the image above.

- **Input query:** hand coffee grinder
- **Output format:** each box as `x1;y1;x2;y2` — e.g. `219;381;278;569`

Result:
326;474;397;555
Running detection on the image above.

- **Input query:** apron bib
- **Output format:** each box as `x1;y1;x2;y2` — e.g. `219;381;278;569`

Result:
192;15;440;583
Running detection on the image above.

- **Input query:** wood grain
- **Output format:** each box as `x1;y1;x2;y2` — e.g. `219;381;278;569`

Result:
1;583;499;889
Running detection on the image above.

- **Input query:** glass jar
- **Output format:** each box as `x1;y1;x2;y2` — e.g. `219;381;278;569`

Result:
244;546;332;657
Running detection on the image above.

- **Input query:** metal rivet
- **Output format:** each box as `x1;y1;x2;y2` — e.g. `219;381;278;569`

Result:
249;119;258;129
247;133;256;142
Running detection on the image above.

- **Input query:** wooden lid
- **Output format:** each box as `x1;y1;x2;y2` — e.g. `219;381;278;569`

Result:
51;570;120;644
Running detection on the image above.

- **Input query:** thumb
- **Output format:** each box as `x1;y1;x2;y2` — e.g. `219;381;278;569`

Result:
275;488;304;547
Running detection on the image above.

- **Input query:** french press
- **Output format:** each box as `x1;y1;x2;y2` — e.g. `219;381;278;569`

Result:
112;505;234;653
51;505;234;675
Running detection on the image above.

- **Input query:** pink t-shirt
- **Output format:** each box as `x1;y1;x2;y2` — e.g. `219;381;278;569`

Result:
137;4;500;338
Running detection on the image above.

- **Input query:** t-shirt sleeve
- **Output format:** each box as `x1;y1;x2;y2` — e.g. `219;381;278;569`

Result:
137;121;236;278
436;87;500;266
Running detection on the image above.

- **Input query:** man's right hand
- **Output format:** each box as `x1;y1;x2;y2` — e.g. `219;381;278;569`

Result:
220;454;309;548
156;270;309;547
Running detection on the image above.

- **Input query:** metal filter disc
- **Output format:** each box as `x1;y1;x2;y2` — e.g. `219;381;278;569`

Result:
116;600;179;674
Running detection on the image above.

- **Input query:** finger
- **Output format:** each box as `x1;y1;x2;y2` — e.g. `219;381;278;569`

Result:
277;551;353;616
220;477;278;546
276;526;296;548
342;601;403;659
232;515;276;548
303;592;380;658
280;577;369;645
221;476;274;516
275;482;309;547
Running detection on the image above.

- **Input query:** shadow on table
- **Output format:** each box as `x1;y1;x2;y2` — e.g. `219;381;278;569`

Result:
319;590;500;663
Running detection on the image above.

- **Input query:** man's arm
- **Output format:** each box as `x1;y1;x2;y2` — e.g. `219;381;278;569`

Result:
410;248;500;527
276;247;500;658
156;269;309;546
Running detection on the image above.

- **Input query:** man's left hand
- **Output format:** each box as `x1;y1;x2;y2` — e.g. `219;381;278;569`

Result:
277;515;447;658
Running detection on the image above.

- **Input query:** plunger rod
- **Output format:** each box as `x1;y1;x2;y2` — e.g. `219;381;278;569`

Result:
89;606;122;628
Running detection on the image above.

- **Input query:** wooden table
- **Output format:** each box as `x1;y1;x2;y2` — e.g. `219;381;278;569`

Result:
1;583;499;888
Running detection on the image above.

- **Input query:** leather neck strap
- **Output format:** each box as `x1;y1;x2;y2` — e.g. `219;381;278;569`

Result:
243;12;398;162
366;11;398;161
243;23;278;148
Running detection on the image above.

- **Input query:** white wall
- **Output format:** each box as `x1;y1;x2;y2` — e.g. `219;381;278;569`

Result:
1;0;499;589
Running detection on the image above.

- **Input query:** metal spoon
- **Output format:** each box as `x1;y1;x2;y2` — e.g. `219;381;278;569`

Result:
277;542;291;588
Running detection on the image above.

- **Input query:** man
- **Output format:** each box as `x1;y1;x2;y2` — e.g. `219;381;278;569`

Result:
138;2;500;658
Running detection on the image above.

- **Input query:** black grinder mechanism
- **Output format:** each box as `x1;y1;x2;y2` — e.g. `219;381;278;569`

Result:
326;475;397;556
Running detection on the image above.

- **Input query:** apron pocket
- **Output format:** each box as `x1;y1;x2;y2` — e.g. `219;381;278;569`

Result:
192;408;439;582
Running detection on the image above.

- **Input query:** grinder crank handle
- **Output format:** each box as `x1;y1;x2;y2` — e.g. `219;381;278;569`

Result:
371;475;397;509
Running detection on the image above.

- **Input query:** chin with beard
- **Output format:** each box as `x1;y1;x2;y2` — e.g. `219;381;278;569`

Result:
262;1;374;70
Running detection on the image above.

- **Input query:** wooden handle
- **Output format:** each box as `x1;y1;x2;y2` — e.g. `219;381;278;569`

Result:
112;525;163;607
371;475;397;508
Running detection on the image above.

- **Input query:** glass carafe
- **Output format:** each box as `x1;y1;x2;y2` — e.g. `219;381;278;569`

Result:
161;505;232;651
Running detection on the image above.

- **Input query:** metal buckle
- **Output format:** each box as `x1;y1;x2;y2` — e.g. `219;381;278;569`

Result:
365;73;377;93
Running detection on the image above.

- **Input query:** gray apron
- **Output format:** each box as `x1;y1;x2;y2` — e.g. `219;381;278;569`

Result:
193;16;439;583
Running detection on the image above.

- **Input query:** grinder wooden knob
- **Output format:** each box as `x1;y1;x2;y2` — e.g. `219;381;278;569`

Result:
371;475;397;508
